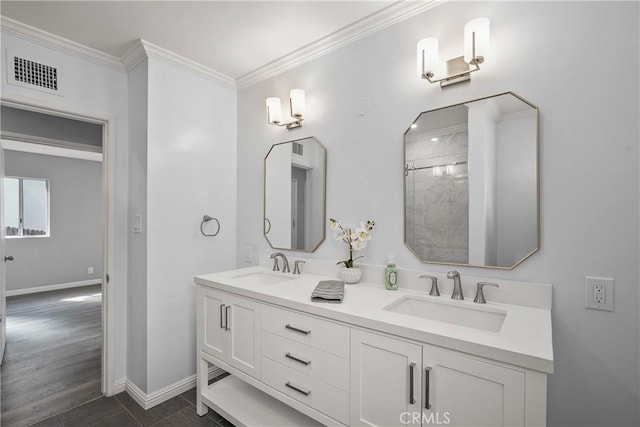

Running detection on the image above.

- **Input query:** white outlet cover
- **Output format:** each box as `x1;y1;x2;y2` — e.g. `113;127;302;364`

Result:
244;246;253;263
585;276;614;311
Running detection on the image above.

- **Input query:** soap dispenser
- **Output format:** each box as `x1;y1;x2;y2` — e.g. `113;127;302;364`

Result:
385;255;399;290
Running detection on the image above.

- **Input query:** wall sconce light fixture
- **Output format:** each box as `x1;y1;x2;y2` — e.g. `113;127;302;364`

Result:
266;89;305;129
417;17;490;87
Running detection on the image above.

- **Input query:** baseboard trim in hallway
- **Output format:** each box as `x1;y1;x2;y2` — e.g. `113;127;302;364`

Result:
5;280;102;297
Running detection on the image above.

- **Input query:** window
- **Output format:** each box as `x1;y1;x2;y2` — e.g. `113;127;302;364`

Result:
4;176;49;238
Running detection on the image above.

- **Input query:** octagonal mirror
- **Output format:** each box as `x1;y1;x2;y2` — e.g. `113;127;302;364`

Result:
264;136;326;252
404;92;539;269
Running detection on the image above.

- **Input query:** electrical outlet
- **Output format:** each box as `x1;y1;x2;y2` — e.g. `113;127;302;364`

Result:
88;267;94;275
585;276;614;311
593;285;605;304
244;246;253;264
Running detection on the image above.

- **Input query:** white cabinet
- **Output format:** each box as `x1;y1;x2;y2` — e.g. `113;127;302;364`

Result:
423;343;525;427
197;287;261;378
350;329;423;427
196;281;548;426
261;304;351;424
351;329;527;427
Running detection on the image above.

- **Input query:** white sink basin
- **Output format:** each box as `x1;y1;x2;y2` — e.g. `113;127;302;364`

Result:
230;271;295;286
383;295;506;332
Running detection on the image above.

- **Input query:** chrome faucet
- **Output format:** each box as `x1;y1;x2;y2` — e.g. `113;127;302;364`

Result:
474;282;499;304
420;275;440;296
293;260;306;275
270;252;290;273
447;270;464;300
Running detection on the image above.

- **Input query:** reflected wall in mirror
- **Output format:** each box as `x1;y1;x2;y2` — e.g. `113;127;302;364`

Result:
404;92;538;269
264;136;326;252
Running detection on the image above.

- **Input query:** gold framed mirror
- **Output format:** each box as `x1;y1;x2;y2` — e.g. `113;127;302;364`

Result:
404;92;539;269
264;136;326;252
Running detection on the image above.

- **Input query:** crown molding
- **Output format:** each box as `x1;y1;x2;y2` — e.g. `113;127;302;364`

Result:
132;40;236;88
0;16;124;72
236;0;446;89
1;16;235;86
120;40;147;72
2;0;445;89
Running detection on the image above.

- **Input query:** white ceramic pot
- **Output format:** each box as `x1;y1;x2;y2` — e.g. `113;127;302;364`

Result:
341;266;362;284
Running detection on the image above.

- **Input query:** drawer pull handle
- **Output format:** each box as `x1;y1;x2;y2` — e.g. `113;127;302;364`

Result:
225;306;231;331
285;324;311;335
285;381;311;396
425;366;432;410
219;304;226;329
285;352;311;366
409;362;416;404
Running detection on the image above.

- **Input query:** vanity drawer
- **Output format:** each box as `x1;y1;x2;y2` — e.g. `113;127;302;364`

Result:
261;304;349;358
261;357;349;425
261;330;349;392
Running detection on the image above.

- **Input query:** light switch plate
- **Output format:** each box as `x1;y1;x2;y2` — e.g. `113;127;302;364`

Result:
133;214;142;234
585;276;614;311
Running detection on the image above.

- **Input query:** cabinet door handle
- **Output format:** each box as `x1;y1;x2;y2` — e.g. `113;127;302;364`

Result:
409;362;416;404
285;324;311;335
285;381;311;396
219;304;226;329
425;366;432;410
225;306;231;331
285;352;311;366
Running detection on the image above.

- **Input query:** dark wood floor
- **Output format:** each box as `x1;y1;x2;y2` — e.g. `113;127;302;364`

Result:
1;285;103;427
28;375;233;427
1;285;235;427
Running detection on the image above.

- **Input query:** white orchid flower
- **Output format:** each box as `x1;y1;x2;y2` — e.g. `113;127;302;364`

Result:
356;228;369;241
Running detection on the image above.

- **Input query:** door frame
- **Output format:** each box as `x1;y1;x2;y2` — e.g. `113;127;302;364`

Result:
1;93;117;396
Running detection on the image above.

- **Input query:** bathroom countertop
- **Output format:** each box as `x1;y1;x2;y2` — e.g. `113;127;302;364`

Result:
195;266;553;374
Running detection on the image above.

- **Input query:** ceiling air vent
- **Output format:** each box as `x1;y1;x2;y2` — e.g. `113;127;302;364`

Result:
292;142;304;156
14;56;58;90
6;50;63;96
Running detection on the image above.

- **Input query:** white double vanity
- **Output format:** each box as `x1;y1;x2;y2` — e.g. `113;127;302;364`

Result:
194;260;553;427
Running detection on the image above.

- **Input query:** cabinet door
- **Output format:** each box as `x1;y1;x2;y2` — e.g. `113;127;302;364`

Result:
226;294;261;378
424;344;525;427
351;329;423;427
199;287;226;359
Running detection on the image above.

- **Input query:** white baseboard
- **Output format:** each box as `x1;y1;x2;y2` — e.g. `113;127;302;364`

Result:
6;279;102;297
112;378;126;395
124;366;225;410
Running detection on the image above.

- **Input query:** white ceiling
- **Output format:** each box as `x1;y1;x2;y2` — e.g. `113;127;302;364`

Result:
1;1;398;80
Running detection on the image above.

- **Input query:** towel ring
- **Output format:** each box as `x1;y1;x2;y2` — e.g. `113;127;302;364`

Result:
200;215;220;237
264;218;272;235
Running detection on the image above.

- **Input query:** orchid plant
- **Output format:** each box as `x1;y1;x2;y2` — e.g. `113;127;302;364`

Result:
330;218;375;268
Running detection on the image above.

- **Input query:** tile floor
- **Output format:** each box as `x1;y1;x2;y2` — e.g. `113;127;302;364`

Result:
29;375;234;427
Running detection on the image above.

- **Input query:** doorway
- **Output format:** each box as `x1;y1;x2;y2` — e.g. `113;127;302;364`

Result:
0;98;115;425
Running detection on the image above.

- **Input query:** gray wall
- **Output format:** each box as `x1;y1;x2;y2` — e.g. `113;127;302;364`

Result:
126;58;148;391
5;150;103;291
1;106;103;149
236;2;639;426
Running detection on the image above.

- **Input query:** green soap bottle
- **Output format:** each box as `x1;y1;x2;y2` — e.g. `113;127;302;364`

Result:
385;255;399;290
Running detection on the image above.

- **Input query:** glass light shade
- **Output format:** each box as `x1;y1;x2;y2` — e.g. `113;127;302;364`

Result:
464;17;490;64
266;97;282;124
417;37;439;77
289;89;305;118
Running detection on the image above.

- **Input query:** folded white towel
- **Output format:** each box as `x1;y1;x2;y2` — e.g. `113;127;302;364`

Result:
311;280;345;304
